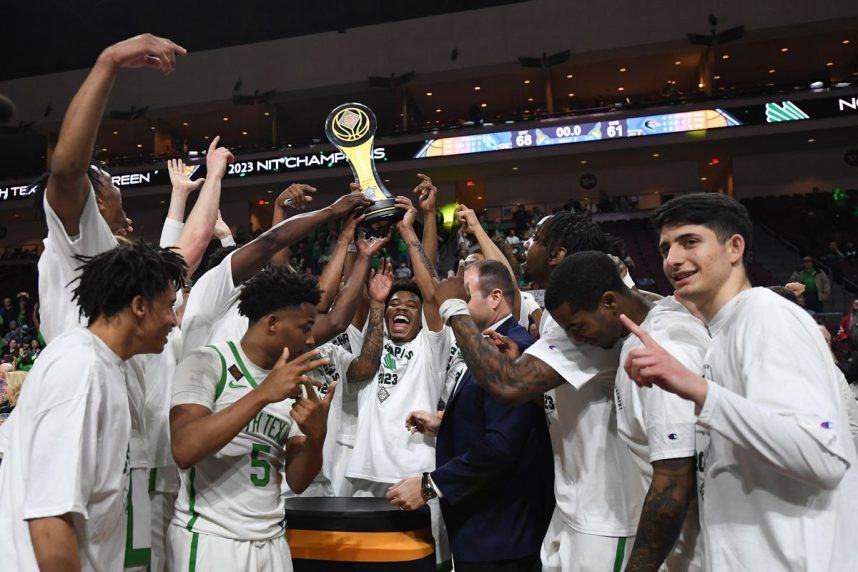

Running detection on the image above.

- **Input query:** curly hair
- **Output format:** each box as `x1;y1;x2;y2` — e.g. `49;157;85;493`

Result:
386;279;422;307
237;265;321;323
71;241;187;325
535;211;625;259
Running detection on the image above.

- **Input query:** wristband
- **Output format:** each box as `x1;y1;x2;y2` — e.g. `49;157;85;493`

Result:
347;242;358;253
439;298;469;324
220;235;236;247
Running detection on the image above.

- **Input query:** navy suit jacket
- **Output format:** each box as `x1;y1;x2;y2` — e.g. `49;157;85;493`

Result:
431;316;554;563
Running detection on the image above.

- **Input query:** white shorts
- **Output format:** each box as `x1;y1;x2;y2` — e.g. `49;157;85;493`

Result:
150;467;178;572
167;525;292;572
125;467;152;571
540;509;633;572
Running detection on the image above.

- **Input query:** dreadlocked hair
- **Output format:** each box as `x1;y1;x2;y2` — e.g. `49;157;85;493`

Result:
71;241;187;325
535;211;616;258
237;266;321;323
31;163;111;222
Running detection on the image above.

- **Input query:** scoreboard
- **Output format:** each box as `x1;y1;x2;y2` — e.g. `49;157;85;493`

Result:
415;109;740;158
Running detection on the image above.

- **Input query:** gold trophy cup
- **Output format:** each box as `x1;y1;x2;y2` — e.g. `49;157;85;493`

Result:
325;103;402;232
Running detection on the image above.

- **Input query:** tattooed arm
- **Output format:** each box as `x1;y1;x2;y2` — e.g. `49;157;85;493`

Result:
625;457;697;572
448;314;565;405
395;196;444;332
347;301;385;382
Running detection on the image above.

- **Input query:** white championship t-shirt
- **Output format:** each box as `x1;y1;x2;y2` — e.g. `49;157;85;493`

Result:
527;310;642;536
331;324;366;448
171;341;303;540
696;287;858;571
615;297;709;567
518;290;541;328
0;328;131;572
346;324;451;483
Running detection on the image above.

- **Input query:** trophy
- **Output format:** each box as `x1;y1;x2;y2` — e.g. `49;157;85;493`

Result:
325;103;402;233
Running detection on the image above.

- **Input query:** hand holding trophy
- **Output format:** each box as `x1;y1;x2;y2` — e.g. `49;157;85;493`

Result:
325;103;403;235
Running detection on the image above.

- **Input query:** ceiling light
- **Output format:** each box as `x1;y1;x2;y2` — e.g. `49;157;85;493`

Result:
722;54;730;60
527;97;534;102
204;135;209;139
674;61;681;65
566;74;573;79
652;153;660;158
810;80;824;88
524;80;531;84
567;92;575;97
241;131;248;135
100;148;107;152
264;112;270;116
222;117;229;121
768;69;775;74
766;82;774;86
480;103;487;108
617;87;625;91
700;177;707;181
580;159;587;164
435;108;442;113
150;126;156;131
182;122;188;126
267;190;273;194
808;138;815;143
112;131;119;135
425;91;432;96
843;40;851;45
781;47;789;53
713;75;721;80
474;86;481;91
137;144;143;148
477;196;483;199
512;166;519;171
619;67;627;72
826;61;834;67
160;200;165;204
698;82;704;88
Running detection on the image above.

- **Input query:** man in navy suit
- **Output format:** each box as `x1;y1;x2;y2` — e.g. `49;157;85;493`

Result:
387;260;554;572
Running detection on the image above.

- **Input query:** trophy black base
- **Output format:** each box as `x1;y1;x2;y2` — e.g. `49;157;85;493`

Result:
361;198;403;236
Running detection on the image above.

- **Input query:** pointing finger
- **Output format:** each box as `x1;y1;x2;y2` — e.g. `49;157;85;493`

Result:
619;314;658;350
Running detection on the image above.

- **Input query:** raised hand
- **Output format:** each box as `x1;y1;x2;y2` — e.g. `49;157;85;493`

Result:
619;314;709;407
357;227;392;258
290;381;336;444
455;205;479;235
99;33;187;74
414;173;437;213
205;136;235;181
257;348;329;404
434;262;467;305
368;258;394;303
168;158;205;196
277;183;317;210
330;192;372;219
483;330;521;360
394;196;418;233
341;210;365;244
405;410;440;437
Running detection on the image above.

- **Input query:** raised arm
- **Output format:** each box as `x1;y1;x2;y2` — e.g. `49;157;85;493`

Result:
164;158;204;224
47;34;185;235
395;196;444;332
414;174;439;266
316;208;362;313
172;137;234;275
270;183;317;267
457;204;522;317
230;192;370;285
347;259;393;382
434;270;564;405
311;230;390;345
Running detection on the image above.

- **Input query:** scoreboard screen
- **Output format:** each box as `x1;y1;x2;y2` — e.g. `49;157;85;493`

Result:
415;109;740;158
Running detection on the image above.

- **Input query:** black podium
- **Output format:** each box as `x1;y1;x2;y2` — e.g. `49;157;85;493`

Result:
285;497;435;571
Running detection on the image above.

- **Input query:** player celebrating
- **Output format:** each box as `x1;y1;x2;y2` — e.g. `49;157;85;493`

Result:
622;193;858;571
166;264;388;570
543;251;708;570
0;242;186;571
433;211;641;572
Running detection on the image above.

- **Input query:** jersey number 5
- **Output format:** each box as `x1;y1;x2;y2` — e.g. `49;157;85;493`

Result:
250;443;272;487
